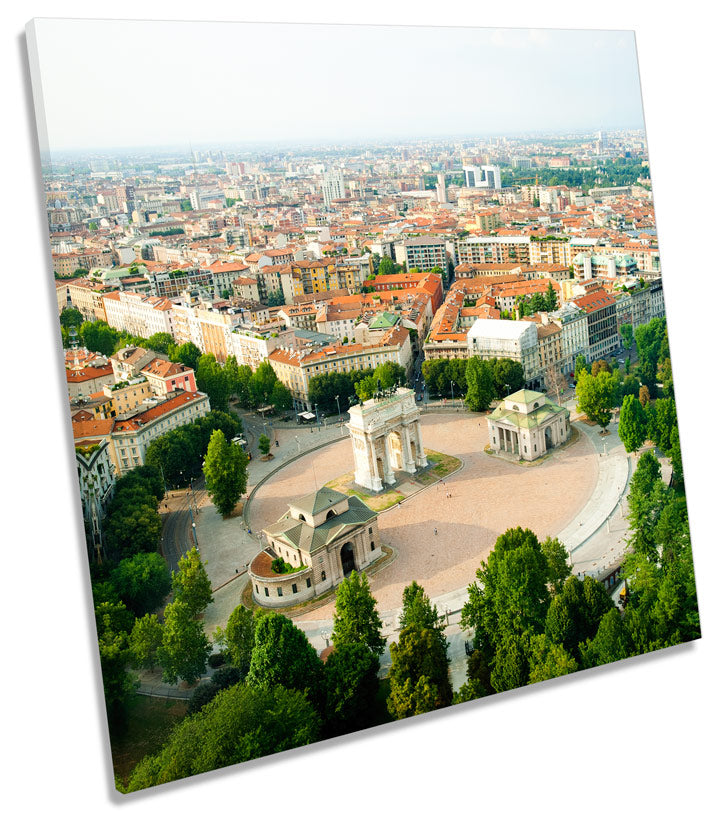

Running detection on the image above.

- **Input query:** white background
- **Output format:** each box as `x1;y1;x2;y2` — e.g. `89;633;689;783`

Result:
3;3;717;817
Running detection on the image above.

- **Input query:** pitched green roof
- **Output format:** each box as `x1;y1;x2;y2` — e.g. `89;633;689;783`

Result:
368;311;399;330
489;399;568;429
265;495;376;554
291;487;348;516
506;388;544;404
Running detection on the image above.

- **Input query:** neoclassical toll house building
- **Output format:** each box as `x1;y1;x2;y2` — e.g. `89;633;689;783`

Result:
347;386;428;492
249;488;380;607
487;389;570;461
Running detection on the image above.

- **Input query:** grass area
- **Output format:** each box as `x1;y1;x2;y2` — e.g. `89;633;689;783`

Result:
110;693;188;786
325;472;406;511
325;449;461;499
417;449;462;483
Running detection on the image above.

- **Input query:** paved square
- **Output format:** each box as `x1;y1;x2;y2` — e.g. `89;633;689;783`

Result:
248;412;598;621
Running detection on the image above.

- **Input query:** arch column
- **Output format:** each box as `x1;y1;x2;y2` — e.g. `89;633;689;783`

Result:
382;435;396;485
402;424;416;473
414;419;428;468
368;436;384;492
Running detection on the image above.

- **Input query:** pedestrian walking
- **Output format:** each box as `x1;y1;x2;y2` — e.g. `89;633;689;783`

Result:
434;527;438;536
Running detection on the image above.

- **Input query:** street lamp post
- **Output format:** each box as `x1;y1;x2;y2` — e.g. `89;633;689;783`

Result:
191;521;198;547
450;380;455;408
335;394;341;420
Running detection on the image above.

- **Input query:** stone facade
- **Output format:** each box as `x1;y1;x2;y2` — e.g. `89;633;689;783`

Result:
347;387;428;492
250;488;380;607
487;389;570;461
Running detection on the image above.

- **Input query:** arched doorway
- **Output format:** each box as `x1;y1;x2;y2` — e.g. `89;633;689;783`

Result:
340;542;356;576
388;431;403;471
544;426;553;450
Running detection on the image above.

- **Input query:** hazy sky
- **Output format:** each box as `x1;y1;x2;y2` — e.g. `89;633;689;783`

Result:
27;19;645;152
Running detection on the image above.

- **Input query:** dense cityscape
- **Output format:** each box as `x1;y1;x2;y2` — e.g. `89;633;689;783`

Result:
48;130;699;790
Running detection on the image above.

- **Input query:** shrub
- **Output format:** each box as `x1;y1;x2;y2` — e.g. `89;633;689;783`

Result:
208;652;226;669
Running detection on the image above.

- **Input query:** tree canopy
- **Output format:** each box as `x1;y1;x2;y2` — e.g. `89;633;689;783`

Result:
171;546;213;617
202;429;248;516
331;571;386;657
124;684;320;791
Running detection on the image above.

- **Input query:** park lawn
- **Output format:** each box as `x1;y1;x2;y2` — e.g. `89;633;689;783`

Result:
111;693;188;785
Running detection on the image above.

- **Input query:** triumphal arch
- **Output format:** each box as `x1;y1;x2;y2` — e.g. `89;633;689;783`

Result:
347;386;428;492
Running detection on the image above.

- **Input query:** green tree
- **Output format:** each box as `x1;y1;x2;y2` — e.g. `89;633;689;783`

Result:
574;353;588;378
219;605;256;673
172;546;213;617
145;332;175;355
627;451;663;560
591;359;611;377
246;612;323;708
331;571;385;657
97;614;137;722
580;607;631;668
620;323;634;350
129;613;163;670
540;536;572;596
270;380;292;412
378;256;395;276
491;358;525;396
422;358;450;396
649;397;677;453
575;370;616;431
196;353;230;411
465;356;495;412
169;341;202;371
248;361;278;408
657;356;674;398
545;281;558;311
490;632;530;692
618;394;647;454
387;626;452;719
461;528;552;656
59;306;83;328
323;643;380;736
545;575;614;659
125;684;320;791
375;361;406;389
203;429;248;516
258;434;271;456
95;600;135;636
157;600;211;684
527;633;578;683
104;501;162;562
110;552;171;616
355;374;377;402
398;581;444;633
80;320;119;356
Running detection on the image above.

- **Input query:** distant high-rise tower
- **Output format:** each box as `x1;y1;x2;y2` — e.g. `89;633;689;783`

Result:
436;172;447;204
322;169;345;209
596;130;606;156
463;165;502;189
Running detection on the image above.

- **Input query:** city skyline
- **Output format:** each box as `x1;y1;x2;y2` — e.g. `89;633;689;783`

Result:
28;20;645;152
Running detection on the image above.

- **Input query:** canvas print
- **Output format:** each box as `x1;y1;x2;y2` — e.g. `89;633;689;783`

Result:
26;19;701;793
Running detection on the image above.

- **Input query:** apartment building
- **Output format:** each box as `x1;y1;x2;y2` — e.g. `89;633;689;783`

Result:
228;323;294;371
101;290;175;339
73;390;211;476
268;325;412;410
457;236;531;265
395;237;449;277
572;287;620;362
466;319;541;386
